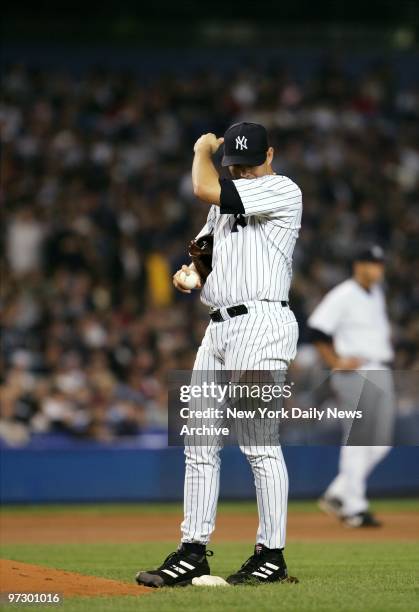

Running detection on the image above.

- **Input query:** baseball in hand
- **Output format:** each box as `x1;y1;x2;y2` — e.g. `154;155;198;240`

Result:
179;269;200;290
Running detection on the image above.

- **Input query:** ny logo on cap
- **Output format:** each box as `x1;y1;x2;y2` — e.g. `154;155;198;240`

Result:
372;245;384;259
235;136;248;150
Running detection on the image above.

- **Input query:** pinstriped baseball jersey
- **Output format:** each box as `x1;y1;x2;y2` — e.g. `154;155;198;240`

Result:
196;174;302;309
181;173;302;550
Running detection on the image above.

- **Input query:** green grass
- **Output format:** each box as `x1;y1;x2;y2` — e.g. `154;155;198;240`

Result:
1;500;418;611
1;540;419;612
1;497;418;516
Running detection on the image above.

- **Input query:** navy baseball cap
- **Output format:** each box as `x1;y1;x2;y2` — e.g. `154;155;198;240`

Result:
354;245;385;263
221;122;269;167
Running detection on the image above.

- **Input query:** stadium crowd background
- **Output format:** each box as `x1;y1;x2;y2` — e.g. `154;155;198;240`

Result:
1;56;418;444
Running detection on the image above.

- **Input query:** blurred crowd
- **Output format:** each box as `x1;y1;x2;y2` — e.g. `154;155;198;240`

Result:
1;58;418;444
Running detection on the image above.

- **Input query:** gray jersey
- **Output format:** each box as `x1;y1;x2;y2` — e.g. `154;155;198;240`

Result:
196;174;302;309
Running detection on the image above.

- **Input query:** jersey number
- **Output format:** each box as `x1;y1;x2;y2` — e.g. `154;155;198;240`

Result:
231;214;247;233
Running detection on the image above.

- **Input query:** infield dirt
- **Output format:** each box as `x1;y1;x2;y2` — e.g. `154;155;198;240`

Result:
0;510;416;544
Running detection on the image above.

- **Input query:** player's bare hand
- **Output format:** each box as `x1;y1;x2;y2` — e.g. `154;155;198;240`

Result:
173;265;202;294
334;357;363;370
194;133;224;155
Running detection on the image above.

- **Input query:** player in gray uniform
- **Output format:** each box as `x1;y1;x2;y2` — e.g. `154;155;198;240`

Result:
308;246;395;527
136;123;301;587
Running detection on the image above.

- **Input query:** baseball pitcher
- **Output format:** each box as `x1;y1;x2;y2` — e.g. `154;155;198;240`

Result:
136;122;302;586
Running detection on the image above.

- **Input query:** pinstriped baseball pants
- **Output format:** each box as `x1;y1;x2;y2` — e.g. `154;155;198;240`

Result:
181;301;299;549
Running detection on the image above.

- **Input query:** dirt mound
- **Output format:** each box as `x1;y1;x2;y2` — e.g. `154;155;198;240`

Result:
0;559;151;598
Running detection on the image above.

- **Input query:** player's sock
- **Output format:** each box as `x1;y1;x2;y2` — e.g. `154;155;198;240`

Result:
179;542;206;555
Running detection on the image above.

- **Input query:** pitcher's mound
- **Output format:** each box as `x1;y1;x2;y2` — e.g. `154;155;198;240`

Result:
0;559;151;598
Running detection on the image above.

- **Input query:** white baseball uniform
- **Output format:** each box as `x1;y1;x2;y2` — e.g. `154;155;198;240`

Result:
181;174;302;548
308;278;395;516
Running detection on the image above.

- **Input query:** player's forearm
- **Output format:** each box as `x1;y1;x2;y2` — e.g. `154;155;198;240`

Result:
314;342;339;369
192;149;221;205
314;342;363;370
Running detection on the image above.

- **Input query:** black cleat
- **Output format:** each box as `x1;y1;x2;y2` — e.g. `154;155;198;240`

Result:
318;495;343;519
135;545;213;588
226;544;299;585
342;511;382;528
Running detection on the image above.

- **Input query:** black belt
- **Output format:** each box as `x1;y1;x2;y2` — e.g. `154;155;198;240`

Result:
210;302;288;322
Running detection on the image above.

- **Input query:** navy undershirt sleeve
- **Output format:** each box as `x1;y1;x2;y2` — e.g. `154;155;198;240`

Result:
219;179;245;214
308;328;334;344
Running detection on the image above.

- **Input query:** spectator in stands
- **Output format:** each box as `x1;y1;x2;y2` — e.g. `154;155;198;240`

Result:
0;59;418;444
